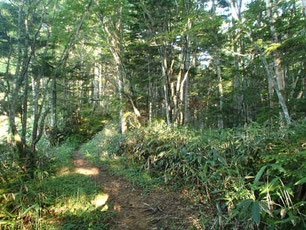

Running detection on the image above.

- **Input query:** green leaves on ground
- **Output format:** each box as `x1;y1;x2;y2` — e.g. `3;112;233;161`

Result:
102;120;306;229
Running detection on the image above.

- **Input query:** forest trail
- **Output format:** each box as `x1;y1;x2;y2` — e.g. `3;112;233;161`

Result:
72;149;202;230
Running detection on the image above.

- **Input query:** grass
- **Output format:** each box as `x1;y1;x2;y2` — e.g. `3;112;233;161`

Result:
79;124;164;192
34;173;112;230
80;120;306;229
0;138;113;230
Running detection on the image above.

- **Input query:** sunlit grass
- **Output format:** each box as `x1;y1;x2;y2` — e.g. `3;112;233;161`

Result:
81;120;306;229
0;138;113;230
80;124;164;192
0;115;9;143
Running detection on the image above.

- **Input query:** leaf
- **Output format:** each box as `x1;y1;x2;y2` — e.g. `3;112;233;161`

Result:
265;43;281;55
254;166;267;185
295;150;306;155
295;177;306;185
252;202;261;225
238;199;253;214
260;177;280;194
292;201;306;208
225;209;239;224
22;204;39;217
1;209;16;218
269;164;285;173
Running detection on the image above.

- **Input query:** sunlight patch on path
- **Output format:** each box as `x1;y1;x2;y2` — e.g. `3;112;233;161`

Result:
74;158;100;175
91;193;109;207
75;167;100;175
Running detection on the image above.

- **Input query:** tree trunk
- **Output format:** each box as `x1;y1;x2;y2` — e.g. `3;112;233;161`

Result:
252;40;292;125
266;0;286;92
147;58;153;123
162;57;171;125
21;75;29;145
216;53;224;128
182;29;192;125
21;21;29;145
50;75;57;129
31;76;40;151
8;0;25;155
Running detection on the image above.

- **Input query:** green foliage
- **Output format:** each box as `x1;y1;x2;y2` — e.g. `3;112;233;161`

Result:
108;119;306;229
0;138;112;229
46;107;111;146
76;108;111;138
80;123;121;161
80;123;164;191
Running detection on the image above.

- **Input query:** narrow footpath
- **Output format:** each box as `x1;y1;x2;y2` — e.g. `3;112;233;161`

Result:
72;150;203;230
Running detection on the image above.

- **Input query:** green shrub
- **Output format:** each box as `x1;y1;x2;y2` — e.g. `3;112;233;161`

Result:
115;119;306;229
0;138;112;229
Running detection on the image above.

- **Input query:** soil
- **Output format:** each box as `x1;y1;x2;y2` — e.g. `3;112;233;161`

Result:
73;150;205;230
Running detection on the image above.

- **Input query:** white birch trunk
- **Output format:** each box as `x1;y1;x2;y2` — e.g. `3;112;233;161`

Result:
216;54;224;128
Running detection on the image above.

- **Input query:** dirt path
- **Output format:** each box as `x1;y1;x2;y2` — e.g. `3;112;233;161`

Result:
73;150;203;230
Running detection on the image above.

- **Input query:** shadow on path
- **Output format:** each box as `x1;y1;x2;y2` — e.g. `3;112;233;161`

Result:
73;150;205;230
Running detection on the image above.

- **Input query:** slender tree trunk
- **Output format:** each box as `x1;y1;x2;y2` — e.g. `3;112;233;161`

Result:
100;64;105;107
101;5;128;133
216;53;224;128
183;74;190;124
230;0;291;125
211;0;224;128
118;67;126;133
266;0;287;124
31;78;50;155
252;39;292;125
50;75;57;129
266;0;286;92
148;83;153;123
30;76;47;155
174;57;182;123
49;0;93;129
21;20;29;145
31;75;40;152
182;29;192;124
21;75;29;145
8;0;25;154
148;58;153;123
162;57;171;125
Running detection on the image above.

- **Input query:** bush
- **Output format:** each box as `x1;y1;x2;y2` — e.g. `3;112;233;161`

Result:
0;138;112;229
116;119;306;229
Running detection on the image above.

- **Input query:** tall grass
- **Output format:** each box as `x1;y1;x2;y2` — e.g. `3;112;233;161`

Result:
80;124;163;191
112;120;306;229
0;138;112;229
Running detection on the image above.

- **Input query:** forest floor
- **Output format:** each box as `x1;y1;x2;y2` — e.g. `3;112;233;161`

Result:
72;149;204;230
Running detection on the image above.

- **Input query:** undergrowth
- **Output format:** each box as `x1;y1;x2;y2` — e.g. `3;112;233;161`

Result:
80;124;164;192
82;120;306;229
0;137;112;229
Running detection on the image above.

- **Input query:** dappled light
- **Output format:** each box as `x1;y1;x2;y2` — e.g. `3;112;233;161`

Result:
1;0;304;228
71;148;203;229
104;127;116;137
58;166;71;175
114;203;122;212
0;115;9;143
75;166;100;176
91;193;109;207
74;153;100;175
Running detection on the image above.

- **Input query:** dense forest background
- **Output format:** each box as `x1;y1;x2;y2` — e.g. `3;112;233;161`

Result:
0;0;305;229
